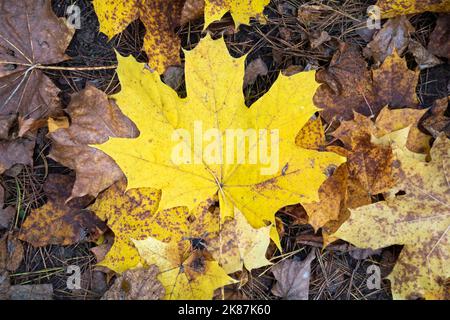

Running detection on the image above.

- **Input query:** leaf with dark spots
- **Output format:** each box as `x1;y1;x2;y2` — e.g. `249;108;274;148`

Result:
335;132;450;300
376;0;450;18
48;85;138;200
0;0;73;122
422;96;450;138
18;174;107;247
315;47;420;123
90;181;218;274
93;0;192;74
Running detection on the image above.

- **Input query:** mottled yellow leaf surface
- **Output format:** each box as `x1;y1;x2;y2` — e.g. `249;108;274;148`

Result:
334;133;450;300
95;35;345;246
134;237;236;299
376;0;450;18
93;0;186;73
90;181;218;273
209;208;271;274
204;0;270;27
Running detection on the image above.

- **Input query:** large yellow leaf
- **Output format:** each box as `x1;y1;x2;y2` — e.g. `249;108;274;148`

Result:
93;0;186;74
209;208;271;274
94;35;345;245
133;237;236;299
204;0;270;27
90;181;218;273
334;133;450;300
376;0;450;18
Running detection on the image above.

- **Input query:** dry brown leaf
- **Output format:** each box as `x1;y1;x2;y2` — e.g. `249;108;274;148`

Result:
49;85;138;199
314;43;377;123
423;96;450;138
315;47;420;123
428;14;450;60
102;265;165;300
19;174;106;247
0;138;35;174
0;185;15;230
0;232;24;272
408;40;442;70
244;58;268;87
0;0;72;122
271;251;315;300
363;16;415;65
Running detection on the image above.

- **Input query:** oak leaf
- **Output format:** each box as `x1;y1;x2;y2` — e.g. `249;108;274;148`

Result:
133;237;236;300
376;0;450;18
334;133;450;300
95;36;345;245
48;85;138;199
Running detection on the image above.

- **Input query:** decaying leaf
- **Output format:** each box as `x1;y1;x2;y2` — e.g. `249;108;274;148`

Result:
0;185;15;229
90;181;218;273
408;40;442;70
48;85;138;199
271;251;315;300
102;265;165;300
334;132;450;300
0;138;35;175
0;232;23;272
243;58;268;87
315;46;420;122
94;35;345;246
209;208;271;274
204;0;270;27
19;175;106;247
0;0;72;122
363;16;415;65
133;237;236;300
428;14;450;60
8;284;53;300
376;0;450;18
93;0;189;74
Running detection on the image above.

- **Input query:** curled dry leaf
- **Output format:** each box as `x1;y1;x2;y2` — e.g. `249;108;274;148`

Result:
19;174;107;247
102;265;165;300
133;237;236;300
0;0;72;122
408;40;442;70
243;58;268;87
427;14;450;60
94;35;345;248
363;16;414;65
335;132;450;300
376;0;450;18
271;251;316;300
48;85;138;199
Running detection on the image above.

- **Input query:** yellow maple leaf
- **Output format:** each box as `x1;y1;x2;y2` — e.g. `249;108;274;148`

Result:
90;181;218;273
133;237;236;299
94;35;345;246
93;0;187;74
209;208;272;274
376;0;450;18
334;132;450;300
204;0;270;27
